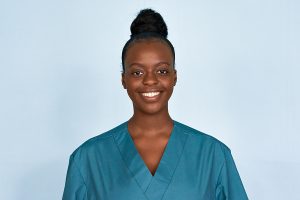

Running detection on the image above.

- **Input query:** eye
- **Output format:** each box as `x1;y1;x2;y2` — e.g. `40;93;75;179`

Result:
132;71;144;77
157;69;169;75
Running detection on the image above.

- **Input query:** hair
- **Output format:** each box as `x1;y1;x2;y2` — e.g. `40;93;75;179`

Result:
121;9;175;72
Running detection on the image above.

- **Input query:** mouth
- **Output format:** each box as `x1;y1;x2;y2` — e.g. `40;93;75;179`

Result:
141;91;161;97
139;91;162;102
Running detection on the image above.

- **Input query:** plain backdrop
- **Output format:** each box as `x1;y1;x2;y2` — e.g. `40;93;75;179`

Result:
0;0;299;199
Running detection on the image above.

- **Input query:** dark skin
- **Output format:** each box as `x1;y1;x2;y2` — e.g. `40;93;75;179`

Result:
122;39;177;176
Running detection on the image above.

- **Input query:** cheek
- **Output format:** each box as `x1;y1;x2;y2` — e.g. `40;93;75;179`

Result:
161;78;175;91
125;80;140;99
125;80;139;92
126;90;135;101
163;80;176;98
165;87;174;99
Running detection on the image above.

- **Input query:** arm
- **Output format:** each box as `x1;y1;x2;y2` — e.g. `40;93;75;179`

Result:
215;147;248;200
62;154;87;200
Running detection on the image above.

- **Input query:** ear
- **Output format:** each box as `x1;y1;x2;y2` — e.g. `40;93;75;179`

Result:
173;69;177;86
121;72;127;89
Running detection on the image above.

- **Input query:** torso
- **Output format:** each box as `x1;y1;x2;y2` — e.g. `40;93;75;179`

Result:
63;121;248;200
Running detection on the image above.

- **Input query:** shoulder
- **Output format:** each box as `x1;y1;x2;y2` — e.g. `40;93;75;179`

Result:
70;122;127;160
174;120;231;154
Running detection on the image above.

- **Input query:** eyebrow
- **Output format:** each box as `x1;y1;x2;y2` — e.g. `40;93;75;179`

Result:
128;63;144;68
128;62;171;68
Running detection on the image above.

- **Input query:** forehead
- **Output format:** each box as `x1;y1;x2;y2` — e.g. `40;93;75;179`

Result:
124;40;173;68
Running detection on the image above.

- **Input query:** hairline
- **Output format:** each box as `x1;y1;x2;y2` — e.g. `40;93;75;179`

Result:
122;37;175;72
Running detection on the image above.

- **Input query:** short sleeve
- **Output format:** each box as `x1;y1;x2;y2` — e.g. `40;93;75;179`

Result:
62;154;87;200
215;147;248;200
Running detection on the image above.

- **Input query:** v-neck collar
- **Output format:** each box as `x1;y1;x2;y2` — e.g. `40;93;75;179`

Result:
113;120;188;200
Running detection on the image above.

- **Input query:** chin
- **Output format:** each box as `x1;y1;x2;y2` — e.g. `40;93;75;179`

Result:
135;103;167;115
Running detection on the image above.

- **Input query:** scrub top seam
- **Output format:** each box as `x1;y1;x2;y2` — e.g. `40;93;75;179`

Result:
71;154;88;197
160;125;189;200
112;126;151;200
215;142;228;195
215;159;226;188
144;174;154;194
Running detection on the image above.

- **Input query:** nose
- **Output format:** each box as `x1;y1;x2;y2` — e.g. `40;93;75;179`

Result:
142;72;158;85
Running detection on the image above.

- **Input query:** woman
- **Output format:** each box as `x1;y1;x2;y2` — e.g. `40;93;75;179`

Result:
63;9;248;200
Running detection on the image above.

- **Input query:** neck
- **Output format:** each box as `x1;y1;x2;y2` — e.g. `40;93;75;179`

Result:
128;107;173;137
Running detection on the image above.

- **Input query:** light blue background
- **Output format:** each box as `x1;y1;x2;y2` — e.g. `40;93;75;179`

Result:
1;0;299;199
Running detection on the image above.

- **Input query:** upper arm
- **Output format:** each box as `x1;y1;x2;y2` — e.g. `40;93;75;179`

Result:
62;154;87;200
215;146;248;200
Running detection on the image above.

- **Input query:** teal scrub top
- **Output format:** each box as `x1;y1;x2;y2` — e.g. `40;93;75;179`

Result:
63;120;248;200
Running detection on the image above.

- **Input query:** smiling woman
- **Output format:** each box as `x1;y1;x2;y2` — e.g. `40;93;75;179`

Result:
62;9;248;200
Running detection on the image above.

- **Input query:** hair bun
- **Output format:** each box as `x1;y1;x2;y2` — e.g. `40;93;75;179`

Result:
130;9;168;38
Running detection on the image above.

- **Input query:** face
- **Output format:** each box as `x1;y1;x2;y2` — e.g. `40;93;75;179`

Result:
122;40;177;115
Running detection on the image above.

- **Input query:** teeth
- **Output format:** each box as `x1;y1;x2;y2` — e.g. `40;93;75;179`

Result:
142;92;160;97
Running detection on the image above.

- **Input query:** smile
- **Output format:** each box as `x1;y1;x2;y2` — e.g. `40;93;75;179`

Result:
141;92;160;97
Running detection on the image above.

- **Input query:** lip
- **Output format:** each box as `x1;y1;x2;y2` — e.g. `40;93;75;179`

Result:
139;91;162;102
